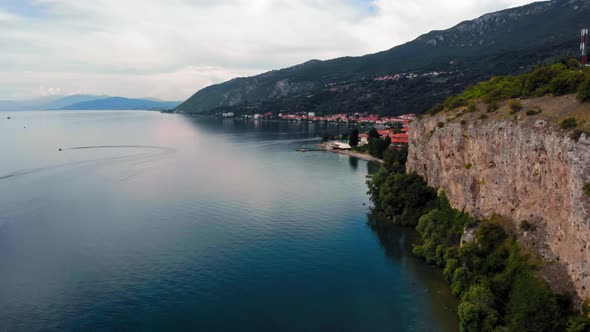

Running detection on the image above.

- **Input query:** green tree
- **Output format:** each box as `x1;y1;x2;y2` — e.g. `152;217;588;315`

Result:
506;273;561;332
459;284;499;332
523;64;566;96
349;128;360;147
383;145;408;173
390;122;404;134
368;127;380;140
550;71;585;96
372;172;437;225
451;267;471;295
368;136;391;159
577;78;590;102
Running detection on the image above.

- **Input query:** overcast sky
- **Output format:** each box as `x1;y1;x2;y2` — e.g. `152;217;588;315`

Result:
0;0;536;101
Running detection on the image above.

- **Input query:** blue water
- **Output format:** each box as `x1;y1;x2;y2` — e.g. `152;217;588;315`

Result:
0;111;458;331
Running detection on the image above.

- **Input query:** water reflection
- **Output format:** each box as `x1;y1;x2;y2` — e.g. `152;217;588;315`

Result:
348;157;358;170
367;213;460;331
367;160;381;174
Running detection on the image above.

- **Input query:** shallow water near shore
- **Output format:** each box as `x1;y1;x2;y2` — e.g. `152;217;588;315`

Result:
0;111;458;331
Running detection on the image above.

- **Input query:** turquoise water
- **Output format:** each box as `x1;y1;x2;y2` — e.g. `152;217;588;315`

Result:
0;111;458;331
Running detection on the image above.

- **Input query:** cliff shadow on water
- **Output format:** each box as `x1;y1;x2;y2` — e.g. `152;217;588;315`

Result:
366;213;460;331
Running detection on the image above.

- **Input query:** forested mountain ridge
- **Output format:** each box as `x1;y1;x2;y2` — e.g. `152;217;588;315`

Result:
177;0;589;116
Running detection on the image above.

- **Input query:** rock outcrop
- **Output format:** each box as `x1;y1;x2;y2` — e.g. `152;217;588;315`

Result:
407;113;590;301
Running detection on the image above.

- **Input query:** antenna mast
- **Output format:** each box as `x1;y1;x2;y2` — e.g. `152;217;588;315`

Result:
582;29;588;66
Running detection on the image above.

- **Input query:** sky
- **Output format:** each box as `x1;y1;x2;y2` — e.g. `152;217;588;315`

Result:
0;0;536;101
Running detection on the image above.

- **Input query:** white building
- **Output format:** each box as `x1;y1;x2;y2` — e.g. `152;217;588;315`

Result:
308;112;316;117
332;142;352;150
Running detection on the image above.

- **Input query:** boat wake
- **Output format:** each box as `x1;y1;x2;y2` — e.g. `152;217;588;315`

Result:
0;145;176;181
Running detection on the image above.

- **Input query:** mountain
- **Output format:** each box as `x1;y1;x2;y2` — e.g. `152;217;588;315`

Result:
43;95;110;109
0;95;180;111
177;0;590;116
0;95;105;111
60;97;180;110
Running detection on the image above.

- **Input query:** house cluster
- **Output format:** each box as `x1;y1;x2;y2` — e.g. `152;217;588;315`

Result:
359;130;409;146
373;71;455;82
235;112;273;119
277;112;415;125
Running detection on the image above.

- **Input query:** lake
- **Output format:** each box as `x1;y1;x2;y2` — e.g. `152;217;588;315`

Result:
0;111;458;331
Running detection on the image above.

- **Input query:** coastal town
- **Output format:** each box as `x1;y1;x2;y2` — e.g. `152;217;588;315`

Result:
220;111;414;147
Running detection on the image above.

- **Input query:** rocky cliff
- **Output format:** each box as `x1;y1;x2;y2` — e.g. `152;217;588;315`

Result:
407;99;590;301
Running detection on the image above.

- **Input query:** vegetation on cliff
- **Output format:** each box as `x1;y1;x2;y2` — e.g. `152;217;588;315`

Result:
428;59;590;137
367;148;590;331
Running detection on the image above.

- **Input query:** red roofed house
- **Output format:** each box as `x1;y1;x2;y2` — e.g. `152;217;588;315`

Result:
389;133;408;145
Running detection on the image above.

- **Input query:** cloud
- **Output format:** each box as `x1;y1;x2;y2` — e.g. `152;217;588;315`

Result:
0;0;535;100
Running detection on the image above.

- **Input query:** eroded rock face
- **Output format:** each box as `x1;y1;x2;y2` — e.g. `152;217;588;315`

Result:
407;115;590;300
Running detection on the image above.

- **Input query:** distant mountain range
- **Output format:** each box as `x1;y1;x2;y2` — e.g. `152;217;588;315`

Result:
177;0;590;116
0;95;181;111
59;97;180;110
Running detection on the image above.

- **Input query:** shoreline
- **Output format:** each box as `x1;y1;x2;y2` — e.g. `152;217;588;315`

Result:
317;142;383;163
327;148;384;163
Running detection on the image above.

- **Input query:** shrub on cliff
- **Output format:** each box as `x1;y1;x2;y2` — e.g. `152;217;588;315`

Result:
523;64;567;96
429;103;445;115
414;194;475;275
482;76;524;104
378;173;437;226
457;76;523;105
487;102;499;113
519;220;535;232
458;284;499;332
561;117;578;130
506;272;561;332
577;78;590;102
566;316;590;332
428;61;590;116
550;71;586;96
525;107;542;116
509;100;523;114
382;145;408;173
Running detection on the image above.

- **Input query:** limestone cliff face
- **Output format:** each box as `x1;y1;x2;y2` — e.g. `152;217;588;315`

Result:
407;115;590;300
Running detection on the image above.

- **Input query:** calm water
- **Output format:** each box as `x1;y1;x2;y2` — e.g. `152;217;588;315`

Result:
0;111;458;331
